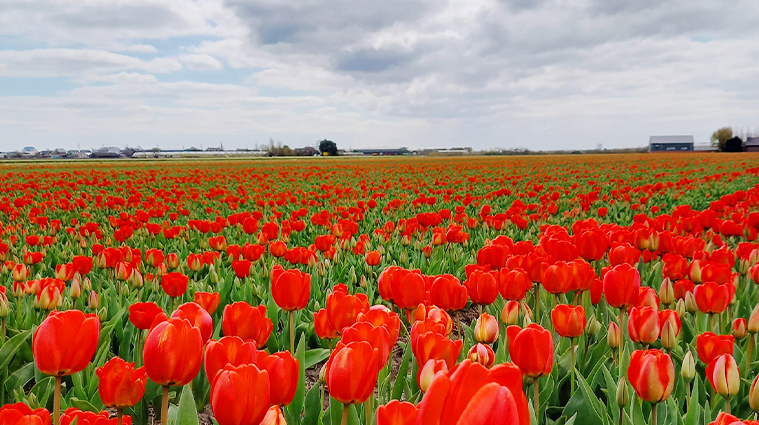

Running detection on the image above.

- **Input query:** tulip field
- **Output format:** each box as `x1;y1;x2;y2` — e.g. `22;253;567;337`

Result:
4;153;759;425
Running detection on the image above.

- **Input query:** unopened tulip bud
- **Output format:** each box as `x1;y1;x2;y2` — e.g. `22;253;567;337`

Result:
750;305;759;334
359;275;368;289
0;294;10;317
98;307;108;322
70;279;81;299
684;292;697;313
661;321;677;350
681;351;695;382
88;291;99;309
209;266;219;285
418;359;448;392
501;300;520;325
616;377;630;408
467;343;496;368
151;277;160;292
348;266;357;286
522;314;532;327
659;278;674;306
319;363;327;385
474;313;499;344
316;262;327;278
608;321;621;349
733;318;747;339
750;375;759;414
422;245;432;258
586;314;601;336
166;253;179;269
260;406;287;425
399;251;409;266
82;276;92;291
708;354;740;398
675;299;686;318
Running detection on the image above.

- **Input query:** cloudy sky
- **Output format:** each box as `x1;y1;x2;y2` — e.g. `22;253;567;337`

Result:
1;0;758;151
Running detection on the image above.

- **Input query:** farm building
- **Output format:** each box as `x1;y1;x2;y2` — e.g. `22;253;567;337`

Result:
648;135;694;152
746;137;759;152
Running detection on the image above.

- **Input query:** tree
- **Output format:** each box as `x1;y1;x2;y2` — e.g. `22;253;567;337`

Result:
319;139;338;156
711;127;733;151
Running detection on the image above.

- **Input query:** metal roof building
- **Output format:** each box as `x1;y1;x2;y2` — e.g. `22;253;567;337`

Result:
746;137;759;152
648;135;695;152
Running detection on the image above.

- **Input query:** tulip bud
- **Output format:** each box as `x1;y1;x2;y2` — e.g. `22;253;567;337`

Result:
585;314;601;336
98;306;108;322
418;359;448;392
399;251;409;266
684;291;697;313
131;269;144;288
209;265;219;285
474;313;499;344
422;245;432;258
316;262;327;278
681;351;695;382
88;290;99;309
501;300;520;325
750;375;759;414
750;305;759;335
522;314;532;327
359;275;368;289
70;279;81;299
708;354;740;398
166;253;179;269
616;377;630;408
151;277;160;292
661;321;677;350
733;318;747;339
659;278;674;306
348;266;357;286
608;321;620;349
319;363;327;385
12;282;24;298
467;343;496;368
0;293;10;318
675;299;686;318
260;406;287;425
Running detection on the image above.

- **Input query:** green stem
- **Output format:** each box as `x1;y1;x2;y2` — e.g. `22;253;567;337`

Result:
365;396;372;425
117;409;123;425
534;378;541;425
161;385;169;425
341;403;349;425
290;310;295;354
570;339;576;396
618;309;626;379
535;284;541;326
725;396;731;414
54;376;62;425
456;311;463;341
651;403;657;425
749;334;755;375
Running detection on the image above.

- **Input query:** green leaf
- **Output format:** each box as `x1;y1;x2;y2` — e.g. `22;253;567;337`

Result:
684;377;699;425
286;333;307;425
305;349;330;369
70;397;99;413
392;342;411;401
575;372;611;425
0;329;32;371
176;385;200;425
31;376;55;409
5;362;35;393
303;384;322;425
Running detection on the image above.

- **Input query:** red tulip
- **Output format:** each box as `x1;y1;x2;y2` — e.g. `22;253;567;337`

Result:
231;260;252;278
0;403;52;425
356;306;401;347
416;360;529;425
172;302;213;344
706;353;740;398
341;321;392;367
255;350;299;406
495;268;533;301
143;317;203;386
270;265;310;311
542;261;572;294
388;268;427;310
464;270;498;306
413;332;464;370
204;336;258;385
326;283;369;333
603;263;640;309
467;343;496;368
33;310;100;376
418;359;448;392
129;302;163;330
694;281;730;314
365;250;381;266
627;306;660;345
627;349;675;403
222;302;273;349
96;357;147;408
429;274;467;311
194;292;220;315
210;364;270;425
160;272;188;298
473;313;499;344
72;256;93;275
506;324;553;378
697;332;735;364
376;400;418;425
314;308;339;340
551;304;586;338
609;243;641;266
325;341;380;405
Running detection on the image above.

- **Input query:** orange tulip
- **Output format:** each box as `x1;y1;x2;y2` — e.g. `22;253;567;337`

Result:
694;281;730;314
413;332;463;371
551;304;586;339
416;360;529;425
429;274;467;311
341;321;392;367
314;308;339;340
222;302;273;349
143;317;203;386
194;292;220;315
210;364;270;425
473;313;499;344
33;310;100;376
467;343;496;368
172;302;214;344
628;349;674;403
706;353;740;398
96;357;147;409
627;306;660;345
506;324;553;378
326;283;369;333
204;336;258;385
365;250;381;266
496;268;533;301
418;359;448;392
160;272;188;298
270;265;310;311
356;306;401;347
325;341;380;405
464;269;498;306
696;332;734;364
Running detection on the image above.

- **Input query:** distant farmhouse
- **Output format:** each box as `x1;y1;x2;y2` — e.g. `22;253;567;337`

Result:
746;137;759;152
648;135;694;152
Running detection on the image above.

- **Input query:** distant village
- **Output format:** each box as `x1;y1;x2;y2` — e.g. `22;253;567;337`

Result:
4;133;758;160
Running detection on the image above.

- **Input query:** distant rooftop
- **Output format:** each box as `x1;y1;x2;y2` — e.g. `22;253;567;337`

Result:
649;135;695;144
